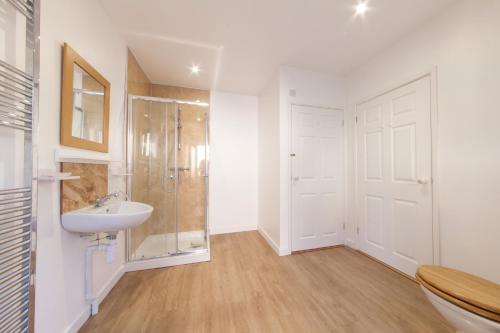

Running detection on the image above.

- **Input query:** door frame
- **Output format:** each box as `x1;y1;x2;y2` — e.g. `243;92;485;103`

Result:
353;68;441;265
289;103;346;252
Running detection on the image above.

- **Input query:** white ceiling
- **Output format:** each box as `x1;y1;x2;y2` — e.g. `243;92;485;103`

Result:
100;0;456;95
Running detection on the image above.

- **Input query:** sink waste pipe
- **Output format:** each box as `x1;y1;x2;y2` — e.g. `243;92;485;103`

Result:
85;235;117;315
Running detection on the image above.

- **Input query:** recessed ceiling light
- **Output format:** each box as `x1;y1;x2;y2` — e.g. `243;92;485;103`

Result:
191;65;200;74
355;1;369;16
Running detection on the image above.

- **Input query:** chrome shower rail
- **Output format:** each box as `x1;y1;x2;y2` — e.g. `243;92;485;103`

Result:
129;94;209;107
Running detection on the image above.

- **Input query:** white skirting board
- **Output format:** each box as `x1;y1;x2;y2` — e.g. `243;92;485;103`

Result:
257;226;291;256
209;225;257;235
94;264;126;309
64;265;126;333
64;307;90;333
345;237;358;250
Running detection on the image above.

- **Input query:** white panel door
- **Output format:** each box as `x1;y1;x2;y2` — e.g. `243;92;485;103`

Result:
357;76;433;276
291;105;344;251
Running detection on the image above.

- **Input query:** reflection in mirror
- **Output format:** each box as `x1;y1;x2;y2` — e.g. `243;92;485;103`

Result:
72;64;105;143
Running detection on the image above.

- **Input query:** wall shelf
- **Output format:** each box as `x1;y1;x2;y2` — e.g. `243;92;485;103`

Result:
55;147;121;164
37;175;81;182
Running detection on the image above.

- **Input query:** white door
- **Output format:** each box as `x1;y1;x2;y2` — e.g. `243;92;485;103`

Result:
357;76;433;276
291;105;344;251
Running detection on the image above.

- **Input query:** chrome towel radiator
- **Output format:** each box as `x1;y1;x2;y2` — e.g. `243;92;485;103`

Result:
0;0;39;332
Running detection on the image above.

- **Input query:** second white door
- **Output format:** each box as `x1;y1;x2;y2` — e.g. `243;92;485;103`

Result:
356;76;433;276
291;105;344;252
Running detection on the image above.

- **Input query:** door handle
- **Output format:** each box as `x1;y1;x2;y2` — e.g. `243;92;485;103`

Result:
292;177;300;182
417;178;429;185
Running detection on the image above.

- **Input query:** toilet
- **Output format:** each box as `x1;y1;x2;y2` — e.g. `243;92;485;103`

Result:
416;265;500;333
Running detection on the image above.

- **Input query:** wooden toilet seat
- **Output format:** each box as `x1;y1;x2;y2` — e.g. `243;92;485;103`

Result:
416;265;500;323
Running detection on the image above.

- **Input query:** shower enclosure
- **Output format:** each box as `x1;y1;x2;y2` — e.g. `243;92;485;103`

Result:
126;95;209;270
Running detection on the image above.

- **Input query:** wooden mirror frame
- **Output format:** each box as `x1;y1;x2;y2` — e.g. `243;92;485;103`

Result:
61;43;110;153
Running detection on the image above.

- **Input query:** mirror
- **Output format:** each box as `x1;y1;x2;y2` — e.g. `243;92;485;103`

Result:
71;64;105;143
61;43;110;152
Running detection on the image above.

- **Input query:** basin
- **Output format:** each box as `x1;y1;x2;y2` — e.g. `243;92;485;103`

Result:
61;201;153;234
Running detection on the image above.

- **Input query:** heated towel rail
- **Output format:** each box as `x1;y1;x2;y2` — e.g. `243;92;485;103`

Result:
0;0;39;332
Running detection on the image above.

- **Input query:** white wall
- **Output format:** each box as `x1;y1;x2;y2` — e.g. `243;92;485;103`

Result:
278;66;346;254
346;0;500;283
209;91;258;234
257;73;282;251
36;0;127;332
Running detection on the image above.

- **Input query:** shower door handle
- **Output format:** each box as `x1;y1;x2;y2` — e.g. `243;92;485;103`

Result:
163;174;174;186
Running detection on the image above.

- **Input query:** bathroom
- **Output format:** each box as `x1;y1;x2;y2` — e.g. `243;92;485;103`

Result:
0;0;499;332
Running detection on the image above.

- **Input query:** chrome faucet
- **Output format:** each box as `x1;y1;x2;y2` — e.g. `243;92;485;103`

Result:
93;191;120;208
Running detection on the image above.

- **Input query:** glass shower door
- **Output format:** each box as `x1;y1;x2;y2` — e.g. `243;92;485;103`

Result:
128;99;177;260
177;105;208;253
127;95;209;263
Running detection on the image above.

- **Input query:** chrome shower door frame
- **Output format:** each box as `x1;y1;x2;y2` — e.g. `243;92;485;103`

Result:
125;95;210;267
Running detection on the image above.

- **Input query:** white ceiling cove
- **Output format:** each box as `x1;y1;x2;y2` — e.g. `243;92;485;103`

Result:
100;0;457;95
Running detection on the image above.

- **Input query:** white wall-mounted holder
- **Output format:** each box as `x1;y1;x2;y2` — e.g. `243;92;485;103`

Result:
37;170;80;182
37;175;81;182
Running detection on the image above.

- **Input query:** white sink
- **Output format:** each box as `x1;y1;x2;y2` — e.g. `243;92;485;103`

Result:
61;201;153;234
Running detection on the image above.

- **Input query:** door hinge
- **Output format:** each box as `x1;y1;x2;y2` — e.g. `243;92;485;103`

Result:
356;227;359;234
342;120;345;126
342;223;346;231
355;115;358;123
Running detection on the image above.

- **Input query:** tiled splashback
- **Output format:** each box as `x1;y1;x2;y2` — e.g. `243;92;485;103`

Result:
61;163;108;213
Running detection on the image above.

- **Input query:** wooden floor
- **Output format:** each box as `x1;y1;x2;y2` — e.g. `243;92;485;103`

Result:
80;231;453;333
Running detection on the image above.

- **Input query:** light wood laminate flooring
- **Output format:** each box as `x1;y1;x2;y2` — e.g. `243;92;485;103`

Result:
80;231;453;333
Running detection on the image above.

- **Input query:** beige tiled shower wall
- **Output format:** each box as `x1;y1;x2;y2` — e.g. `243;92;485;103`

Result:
60;163;108;213
127;50;151;96
127;50;152;253
127;49;209;254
